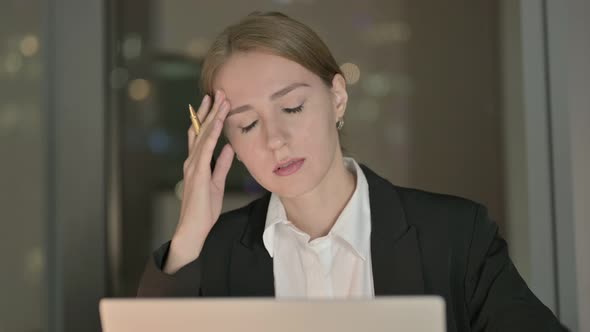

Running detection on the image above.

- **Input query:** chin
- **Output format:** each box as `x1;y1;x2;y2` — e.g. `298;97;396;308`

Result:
264;172;323;199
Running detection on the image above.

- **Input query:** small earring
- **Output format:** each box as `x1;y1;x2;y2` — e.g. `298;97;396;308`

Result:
336;118;344;130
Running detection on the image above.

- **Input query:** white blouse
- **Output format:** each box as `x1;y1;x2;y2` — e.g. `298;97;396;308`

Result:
262;157;374;299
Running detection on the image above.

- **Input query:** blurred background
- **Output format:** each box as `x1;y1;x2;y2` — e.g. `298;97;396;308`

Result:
1;0;588;331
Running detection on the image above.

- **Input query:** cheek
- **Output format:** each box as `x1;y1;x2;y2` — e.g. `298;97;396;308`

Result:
227;134;248;153
300;103;336;142
231;138;270;182
227;133;264;165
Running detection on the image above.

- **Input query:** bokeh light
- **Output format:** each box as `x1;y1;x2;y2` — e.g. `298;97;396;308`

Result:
4;52;23;74
355;98;381;124
340;62;361;85
122;34;142;60
19;35;39;57
174;179;184;200
361;73;392;97
24;246;43;285
128;79;151;101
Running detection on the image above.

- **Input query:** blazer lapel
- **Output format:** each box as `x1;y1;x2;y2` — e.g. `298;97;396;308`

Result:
361;165;425;295
228;192;275;296
228;165;425;297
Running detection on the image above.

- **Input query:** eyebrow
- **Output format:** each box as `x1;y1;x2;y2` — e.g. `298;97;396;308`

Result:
227;82;310;117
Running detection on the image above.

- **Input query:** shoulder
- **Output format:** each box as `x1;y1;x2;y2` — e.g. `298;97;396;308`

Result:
395;186;494;247
368;171;501;285
396;185;483;226
362;163;485;226
361;163;492;242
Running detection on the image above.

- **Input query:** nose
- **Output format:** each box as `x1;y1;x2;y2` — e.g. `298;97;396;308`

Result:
265;121;287;151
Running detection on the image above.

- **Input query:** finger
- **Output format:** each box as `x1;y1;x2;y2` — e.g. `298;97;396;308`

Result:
202;96;232;138
185;111;222;172
188;125;196;151
211;143;235;190
186;92;219;162
195;93;213;123
185;124;201;169
186;91;229;170
203;90;223;123
186;95;226;162
200;91;226;130
187;94;210;150
196;116;225;172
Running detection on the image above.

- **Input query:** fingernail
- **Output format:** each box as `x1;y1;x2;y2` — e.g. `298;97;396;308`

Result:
201;94;209;105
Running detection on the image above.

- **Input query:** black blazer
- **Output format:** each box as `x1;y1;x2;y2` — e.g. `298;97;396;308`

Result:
138;164;566;332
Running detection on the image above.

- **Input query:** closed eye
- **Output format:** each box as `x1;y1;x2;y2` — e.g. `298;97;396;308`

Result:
241;120;258;134
240;104;304;134
283;104;304;114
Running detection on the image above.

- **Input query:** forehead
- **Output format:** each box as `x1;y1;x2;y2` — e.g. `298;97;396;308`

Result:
212;51;320;101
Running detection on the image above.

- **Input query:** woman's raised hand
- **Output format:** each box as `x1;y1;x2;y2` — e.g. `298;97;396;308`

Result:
164;90;235;274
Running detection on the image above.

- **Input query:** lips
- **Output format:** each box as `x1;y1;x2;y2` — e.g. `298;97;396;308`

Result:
273;158;305;176
274;158;303;170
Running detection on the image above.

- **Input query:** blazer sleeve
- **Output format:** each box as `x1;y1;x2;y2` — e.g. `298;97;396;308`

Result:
464;205;569;331
136;241;202;297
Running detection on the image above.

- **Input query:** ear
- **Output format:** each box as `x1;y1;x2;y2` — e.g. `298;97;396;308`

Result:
330;73;348;120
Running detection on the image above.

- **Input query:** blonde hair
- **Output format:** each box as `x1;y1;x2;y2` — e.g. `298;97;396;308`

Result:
200;11;344;95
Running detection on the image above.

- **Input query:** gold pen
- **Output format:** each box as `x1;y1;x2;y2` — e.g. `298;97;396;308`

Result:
188;104;201;135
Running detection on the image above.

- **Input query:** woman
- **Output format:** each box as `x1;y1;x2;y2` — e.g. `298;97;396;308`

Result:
138;11;566;332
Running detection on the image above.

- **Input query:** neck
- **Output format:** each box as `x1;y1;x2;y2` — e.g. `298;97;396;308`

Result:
279;151;356;240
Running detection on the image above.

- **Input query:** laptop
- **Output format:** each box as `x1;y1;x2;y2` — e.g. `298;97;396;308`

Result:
99;296;446;332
